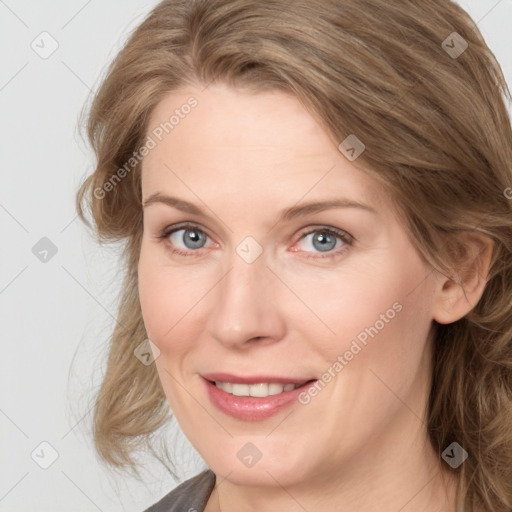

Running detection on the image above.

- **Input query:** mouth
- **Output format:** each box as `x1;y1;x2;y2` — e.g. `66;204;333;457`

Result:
201;373;317;421
210;380;311;397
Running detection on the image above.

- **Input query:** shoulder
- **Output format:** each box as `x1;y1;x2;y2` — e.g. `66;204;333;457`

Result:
143;469;216;512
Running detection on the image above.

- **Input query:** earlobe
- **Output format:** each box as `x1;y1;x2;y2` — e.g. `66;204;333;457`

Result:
432;233;494;325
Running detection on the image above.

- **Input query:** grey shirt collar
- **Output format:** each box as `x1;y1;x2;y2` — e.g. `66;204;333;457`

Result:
144;469;216;512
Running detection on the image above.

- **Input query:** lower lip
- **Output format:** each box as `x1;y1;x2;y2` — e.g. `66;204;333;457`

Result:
204;378;317;421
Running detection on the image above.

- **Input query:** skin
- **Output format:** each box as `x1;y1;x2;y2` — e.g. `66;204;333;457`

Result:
138;82;493;512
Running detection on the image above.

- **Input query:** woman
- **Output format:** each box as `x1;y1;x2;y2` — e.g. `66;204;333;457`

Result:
76;0;512;511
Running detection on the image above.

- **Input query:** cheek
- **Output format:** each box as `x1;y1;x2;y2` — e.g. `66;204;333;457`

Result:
294;247;433;372
138;244;185;350
137;241;216;357
290;255;434;451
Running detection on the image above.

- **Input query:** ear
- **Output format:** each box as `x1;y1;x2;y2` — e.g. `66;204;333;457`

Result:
432;232;494;325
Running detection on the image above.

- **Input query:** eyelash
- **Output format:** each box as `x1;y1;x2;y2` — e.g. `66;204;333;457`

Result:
157;222;354;260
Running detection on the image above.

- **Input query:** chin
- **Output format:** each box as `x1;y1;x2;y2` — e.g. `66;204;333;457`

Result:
203;440;312;488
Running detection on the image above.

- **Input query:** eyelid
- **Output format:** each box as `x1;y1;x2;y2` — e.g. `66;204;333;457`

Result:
294;225;354;244
160;222;217;246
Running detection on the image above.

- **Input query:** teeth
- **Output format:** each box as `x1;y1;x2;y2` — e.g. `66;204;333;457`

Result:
215;381;301;397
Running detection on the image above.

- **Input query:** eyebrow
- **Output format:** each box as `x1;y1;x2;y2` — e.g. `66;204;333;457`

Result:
142;193;377;221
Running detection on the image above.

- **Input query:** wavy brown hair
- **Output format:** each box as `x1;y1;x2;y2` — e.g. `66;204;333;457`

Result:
75;0;512;509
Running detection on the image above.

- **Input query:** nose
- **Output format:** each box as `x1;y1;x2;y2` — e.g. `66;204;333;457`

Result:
206;249;286;349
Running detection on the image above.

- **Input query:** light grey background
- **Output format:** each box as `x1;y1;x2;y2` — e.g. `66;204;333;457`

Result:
1;1;511;510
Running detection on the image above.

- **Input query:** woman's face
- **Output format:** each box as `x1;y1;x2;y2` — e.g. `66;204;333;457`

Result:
138;82;441;488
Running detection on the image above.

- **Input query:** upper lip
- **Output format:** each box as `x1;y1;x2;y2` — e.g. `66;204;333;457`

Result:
202;372;316;385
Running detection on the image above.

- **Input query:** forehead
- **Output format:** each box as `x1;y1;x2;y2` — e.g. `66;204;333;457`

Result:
142;83;388;212
148;83;320;146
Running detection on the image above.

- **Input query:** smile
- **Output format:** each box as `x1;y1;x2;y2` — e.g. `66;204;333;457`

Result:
203;375;317;421
214;381;304;397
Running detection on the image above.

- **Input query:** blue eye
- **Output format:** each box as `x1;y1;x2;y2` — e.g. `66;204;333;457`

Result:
300;230;340;252
160;225;212;256
171;227;208;249
159;224;353;260
295;228;351;258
